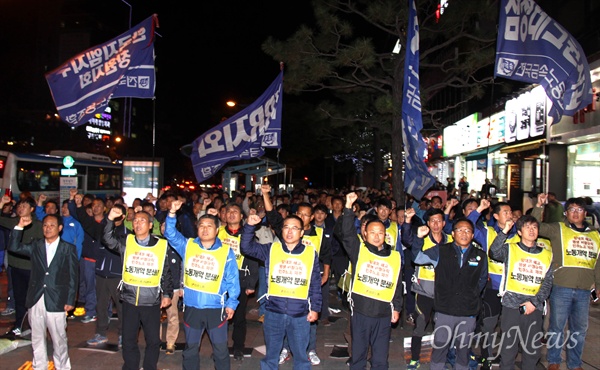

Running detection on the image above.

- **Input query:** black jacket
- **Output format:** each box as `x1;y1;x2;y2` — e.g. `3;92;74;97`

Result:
70;201;106;260
95;221;126;279
434;243;487;316
8;229;79;311
102;219;173;306
341;207;403;318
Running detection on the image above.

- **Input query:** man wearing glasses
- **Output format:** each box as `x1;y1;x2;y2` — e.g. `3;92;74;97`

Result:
241;209;321;370
103;206;173;370
466;199;517;368
401;208;451;370
262;184;330;366
532;194;600;370
413;218;488;370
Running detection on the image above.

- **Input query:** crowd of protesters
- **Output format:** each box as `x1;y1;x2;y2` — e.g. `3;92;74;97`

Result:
0;179;599;370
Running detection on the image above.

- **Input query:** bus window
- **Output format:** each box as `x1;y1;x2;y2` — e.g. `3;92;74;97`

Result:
16;161;61;192
87;167;121;191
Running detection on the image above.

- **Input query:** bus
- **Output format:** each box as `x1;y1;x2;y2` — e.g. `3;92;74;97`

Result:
0;150;122;202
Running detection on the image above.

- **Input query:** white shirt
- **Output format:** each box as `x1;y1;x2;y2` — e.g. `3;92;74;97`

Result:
46;238;59;266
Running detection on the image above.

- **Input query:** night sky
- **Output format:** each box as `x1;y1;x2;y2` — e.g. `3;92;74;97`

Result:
0;0;314;183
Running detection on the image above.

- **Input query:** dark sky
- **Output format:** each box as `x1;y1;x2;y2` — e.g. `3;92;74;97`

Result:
0;0;314;183
149;1;315;181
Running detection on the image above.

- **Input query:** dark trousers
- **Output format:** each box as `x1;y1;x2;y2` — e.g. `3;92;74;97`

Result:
411;294;435;361
479;288;502;359
499;307;543;370
350;311;391;370
404;262;416;314
182;307;229;370
95;276;122;336
79;259;97;316
430;312;476;370
320;278;329;321
10;266;30;329
232;288;249;352
121;301;161;370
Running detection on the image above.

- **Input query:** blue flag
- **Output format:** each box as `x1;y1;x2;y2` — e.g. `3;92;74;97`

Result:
402;0;436;200
495;0;592;123
191;71;283;183
45;15;158;127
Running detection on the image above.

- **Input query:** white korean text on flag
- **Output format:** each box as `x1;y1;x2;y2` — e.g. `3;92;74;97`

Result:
495;0;592;123
190;71;283;183
45;15;158;127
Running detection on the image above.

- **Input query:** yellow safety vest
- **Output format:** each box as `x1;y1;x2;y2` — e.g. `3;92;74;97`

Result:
559;223;600;269
351;244;401;302
268;241;315;299
416;234;452;281
183;240;229;294
217;226;244;270
122;235;168;287
536;237;552;251
385;221;399;248
487;226;520;281
504;243;552;296
302;227;323;255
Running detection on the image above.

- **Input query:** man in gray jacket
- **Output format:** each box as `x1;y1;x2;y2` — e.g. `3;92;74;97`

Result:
489;214;553;370
103;206;173;370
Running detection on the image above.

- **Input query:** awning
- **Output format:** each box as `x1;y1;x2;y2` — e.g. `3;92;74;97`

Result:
500;139;546;154
464;143;506;161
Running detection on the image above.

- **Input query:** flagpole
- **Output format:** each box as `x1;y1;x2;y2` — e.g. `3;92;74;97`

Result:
486;81;495;180
121;0;133;138
152;98;156;196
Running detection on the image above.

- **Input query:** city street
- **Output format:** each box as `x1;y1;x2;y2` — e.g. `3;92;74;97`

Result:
1;270;599;369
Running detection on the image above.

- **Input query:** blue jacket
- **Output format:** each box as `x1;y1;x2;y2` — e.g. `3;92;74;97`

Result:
240;223;322;318
36;206;84;259
164;216;239;311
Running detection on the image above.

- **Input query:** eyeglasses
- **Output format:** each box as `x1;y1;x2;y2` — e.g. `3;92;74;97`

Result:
566;207;585;213
453;228;473;235
282;225;302;232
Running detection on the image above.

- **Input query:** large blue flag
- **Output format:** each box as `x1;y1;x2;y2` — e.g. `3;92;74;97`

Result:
495;0;592;123
191;71;283;183
46;15;158;127
402;0;436;200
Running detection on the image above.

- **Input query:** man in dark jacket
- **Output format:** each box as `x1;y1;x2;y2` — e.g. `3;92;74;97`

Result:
217;202;259;361
103;206;173;370
69;189;106;322
341;192;402;370
0;195;43;336
242;212;321;370
86;203;126;346
9;213;78;369
489;215;553;370
414;217;488;370
262;184;330;365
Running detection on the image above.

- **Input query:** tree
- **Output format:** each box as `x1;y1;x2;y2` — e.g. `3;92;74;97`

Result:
262;0;505;204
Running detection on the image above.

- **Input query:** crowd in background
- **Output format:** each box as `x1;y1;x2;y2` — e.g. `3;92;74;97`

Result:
0;178;599;370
